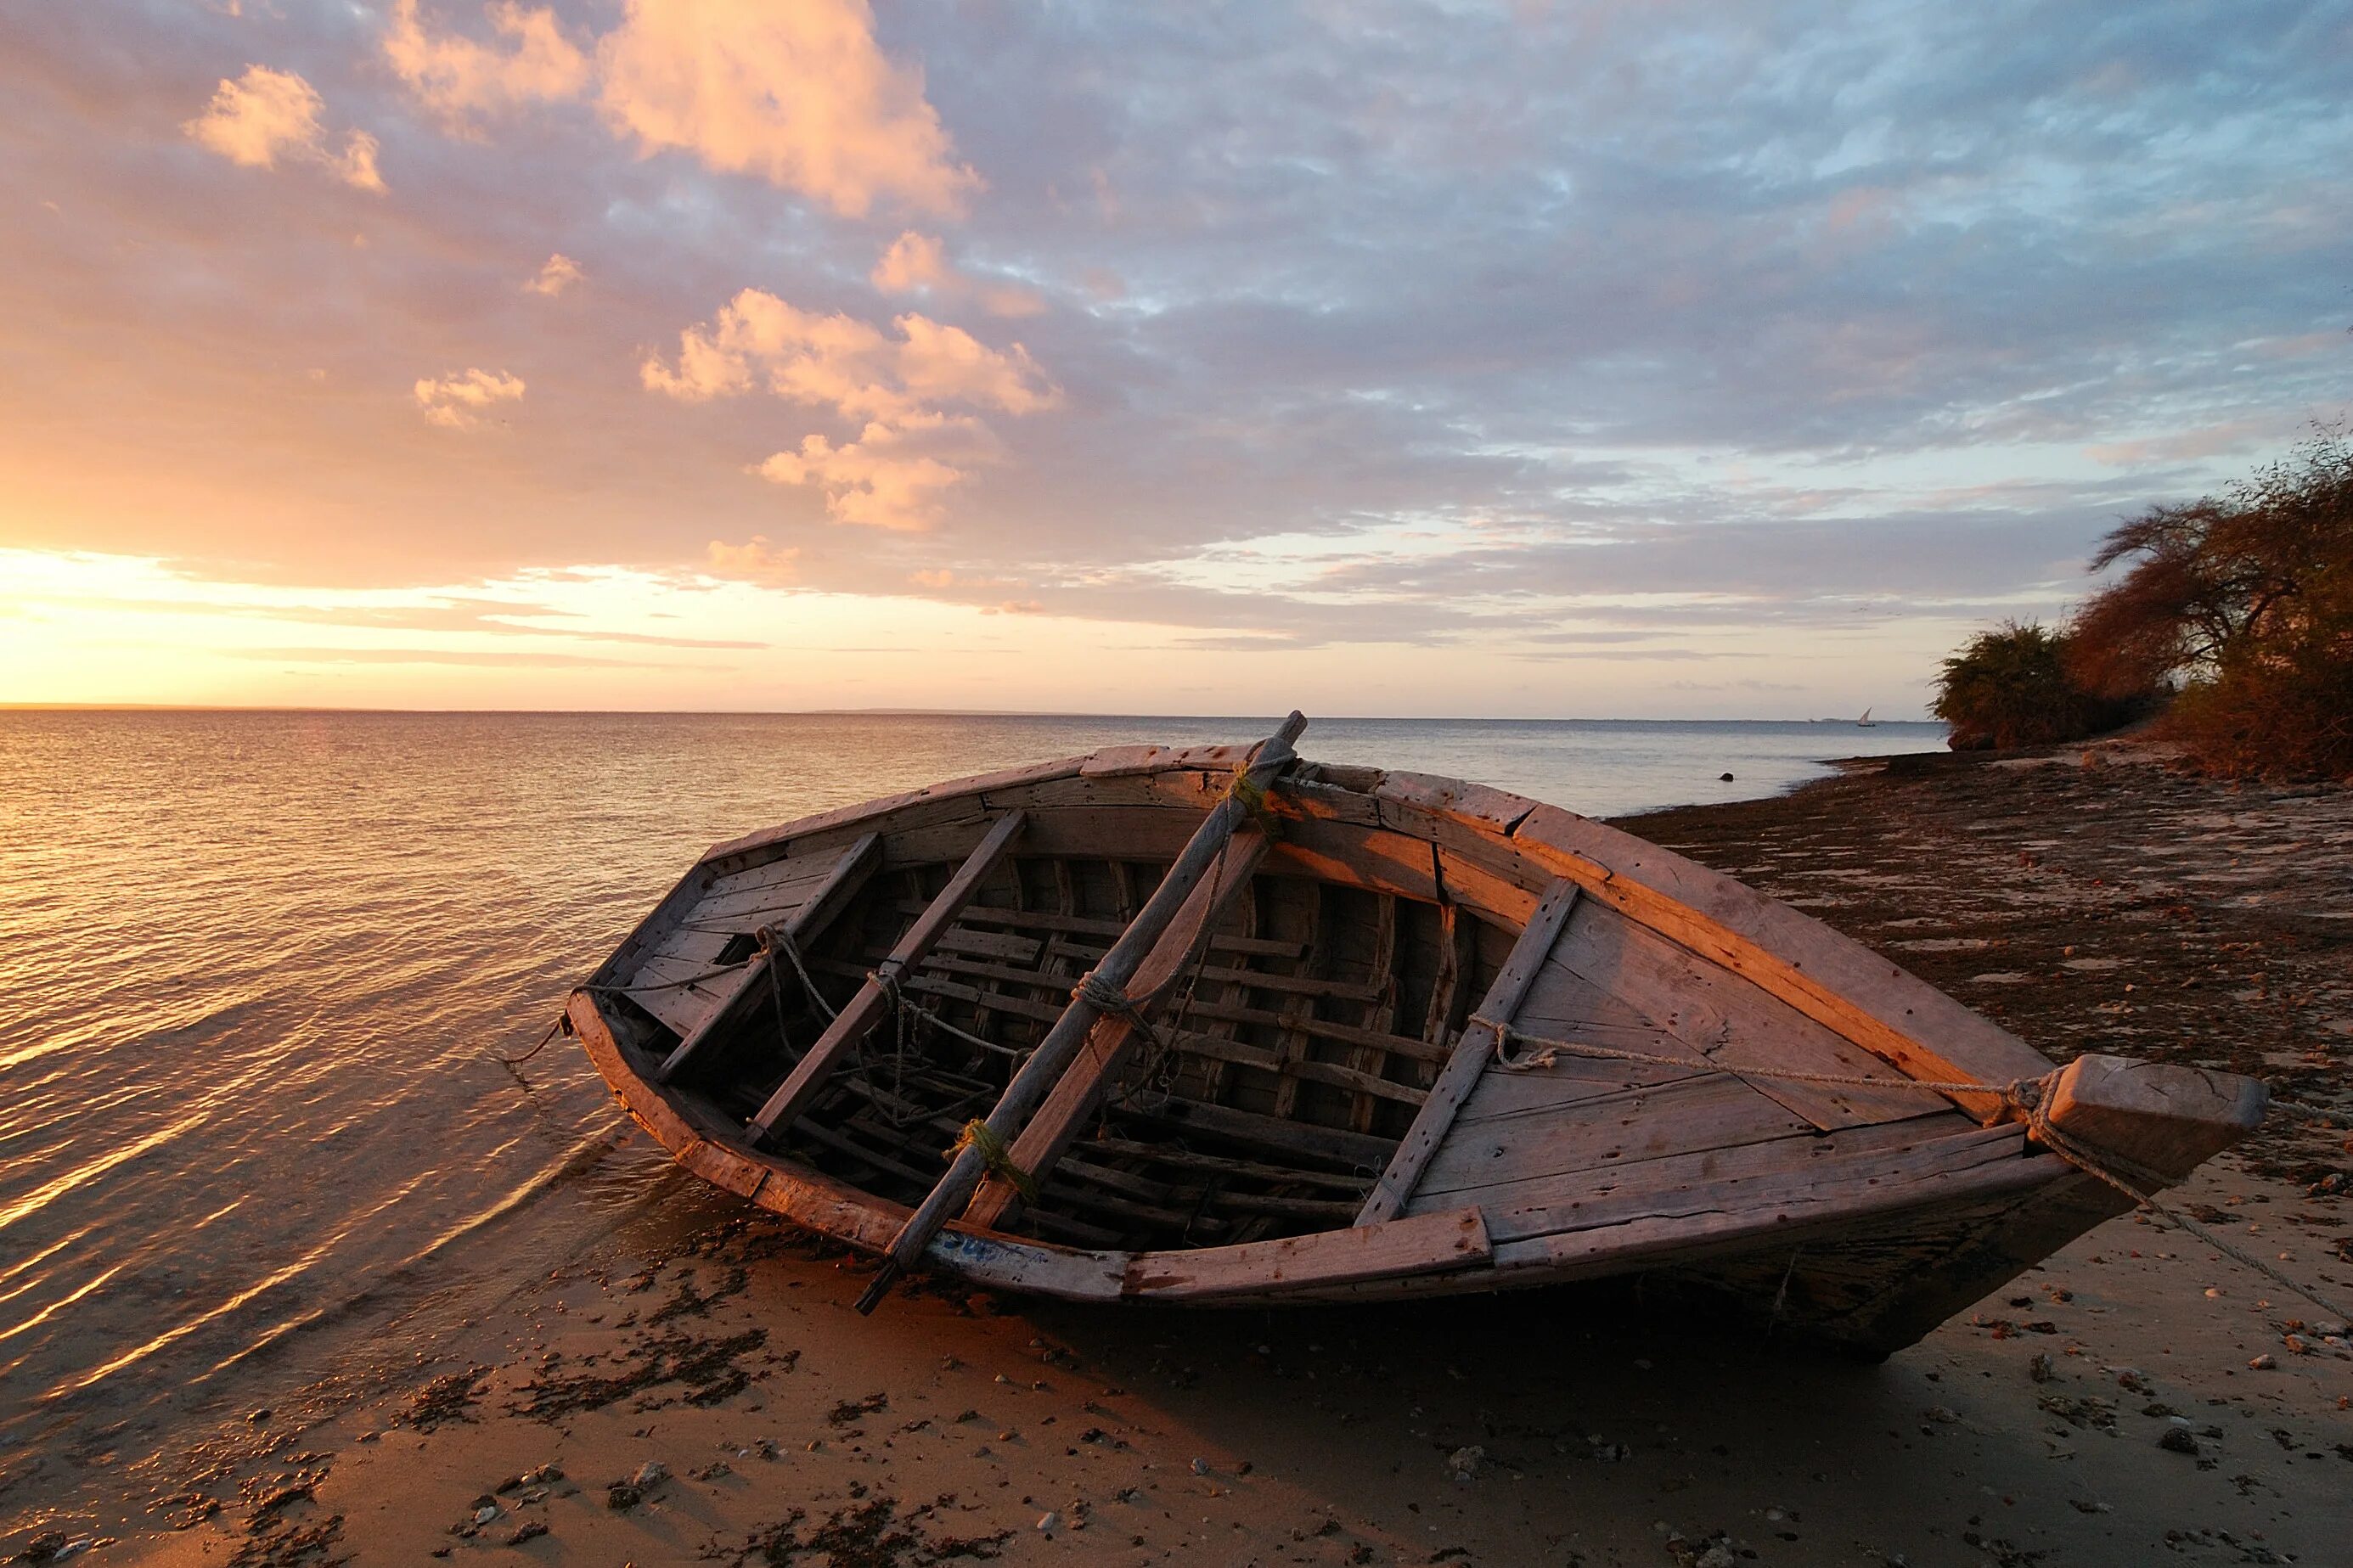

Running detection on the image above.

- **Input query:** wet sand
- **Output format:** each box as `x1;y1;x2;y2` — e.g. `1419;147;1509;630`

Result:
25;742;2353;1567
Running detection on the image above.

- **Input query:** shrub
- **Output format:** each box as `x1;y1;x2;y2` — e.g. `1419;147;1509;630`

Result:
1931;621;2143;751
2069;430;2353;779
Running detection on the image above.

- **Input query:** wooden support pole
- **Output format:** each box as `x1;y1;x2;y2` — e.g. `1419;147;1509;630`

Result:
746;810;1030;1144
1354;878;1582;1225
963;827;1270;1230
856;711;1309;1313
656;832;881;1084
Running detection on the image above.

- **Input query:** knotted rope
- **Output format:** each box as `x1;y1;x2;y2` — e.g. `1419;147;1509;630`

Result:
760;923;836;1024
949;1118;1038;1201
1480;1017;2353;1323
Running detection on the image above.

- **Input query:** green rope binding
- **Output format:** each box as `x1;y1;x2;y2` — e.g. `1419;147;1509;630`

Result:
949;1118;1039;1203
1226;762;1286;838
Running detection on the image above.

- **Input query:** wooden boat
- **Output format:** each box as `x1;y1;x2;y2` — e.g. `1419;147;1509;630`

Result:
566;716;2265;1353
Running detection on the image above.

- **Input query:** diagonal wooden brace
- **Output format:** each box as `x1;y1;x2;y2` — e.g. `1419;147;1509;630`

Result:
746;810;1028;1144
963;826;1271;1230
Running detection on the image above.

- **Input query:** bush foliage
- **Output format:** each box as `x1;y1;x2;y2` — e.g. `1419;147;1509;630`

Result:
1932;621;2141;751
2072;431;2353;779
1933;431;2352;776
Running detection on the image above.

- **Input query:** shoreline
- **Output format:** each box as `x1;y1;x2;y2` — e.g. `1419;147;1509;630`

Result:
15;748;2352;1567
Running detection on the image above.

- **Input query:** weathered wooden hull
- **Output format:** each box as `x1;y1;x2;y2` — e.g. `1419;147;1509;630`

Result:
571;739;2264;1352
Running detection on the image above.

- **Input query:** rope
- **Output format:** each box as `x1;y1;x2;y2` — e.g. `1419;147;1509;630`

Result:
949;1118;1038;1201
498;1013;566;1067
585;959;748;996
760;924;836;1024
1479;1016;2353;1322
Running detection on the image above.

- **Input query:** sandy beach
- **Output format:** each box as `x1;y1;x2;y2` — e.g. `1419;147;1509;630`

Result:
20;744;2353;1568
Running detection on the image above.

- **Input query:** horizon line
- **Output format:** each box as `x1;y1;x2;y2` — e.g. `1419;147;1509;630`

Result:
0;702;1942;723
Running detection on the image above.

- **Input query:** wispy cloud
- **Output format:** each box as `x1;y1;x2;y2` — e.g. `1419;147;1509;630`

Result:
414;368;526;430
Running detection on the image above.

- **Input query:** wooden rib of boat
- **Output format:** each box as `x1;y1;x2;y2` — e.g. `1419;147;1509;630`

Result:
566;716;2266;1353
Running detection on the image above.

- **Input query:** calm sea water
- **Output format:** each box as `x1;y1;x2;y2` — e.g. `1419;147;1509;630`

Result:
0;711;1939;1519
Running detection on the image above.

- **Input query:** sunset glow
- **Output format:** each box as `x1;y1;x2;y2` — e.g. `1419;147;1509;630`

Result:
4;2;2345;714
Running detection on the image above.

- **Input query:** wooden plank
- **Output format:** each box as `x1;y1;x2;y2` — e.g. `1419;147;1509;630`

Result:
1447;1121;2029;1249
1412;1073;1810;1205
1269;883;1326;1120
1421;900;1473;1053
746;810;1030;1140
861;712;1309;1310
1115;1092;1395;1173
965;829;1272;1229
1123;1206;1490;1301
1509;804;2054;1115
939;902;1306;960
1356;879;1582;1224
1528;900;1948;1131
1346;893;1401;1133
1175;997;1454;1065
652;831;882;1080
1162;1026;1430;1106
1081;1135;1374;1193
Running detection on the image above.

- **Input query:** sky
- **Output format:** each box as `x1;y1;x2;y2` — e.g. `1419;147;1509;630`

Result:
2;0;2347;717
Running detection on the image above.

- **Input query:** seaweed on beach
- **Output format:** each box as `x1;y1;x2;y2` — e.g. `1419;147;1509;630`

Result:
509;1327;769;1420
400;1366;489;1432
727;1498;1008;1567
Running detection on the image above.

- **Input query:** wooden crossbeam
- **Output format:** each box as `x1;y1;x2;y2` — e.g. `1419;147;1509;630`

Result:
655;833;881;1084
1354;878;1582;1225
744;811;1029;1144
963;828;1270;1230
857;711;1309;1312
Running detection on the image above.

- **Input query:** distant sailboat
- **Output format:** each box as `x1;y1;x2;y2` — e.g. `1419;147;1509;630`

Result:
1857;707;1877;727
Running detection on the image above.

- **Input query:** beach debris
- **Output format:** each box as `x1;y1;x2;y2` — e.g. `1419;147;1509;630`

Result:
402;1365;491;1432
830;1392;889;1425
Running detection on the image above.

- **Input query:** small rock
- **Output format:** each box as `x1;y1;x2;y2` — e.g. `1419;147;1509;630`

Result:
1446;1446;1485;1482
2028;1353;2054;1383
2249;1353;2277;1370
1924;1406;1958;1425
245;1408;273;1424
507;1521;548;1545
628;1461;668;1489
1189;1458;1211;1476
471;1504;502;1526
605;1484;641;1511
1036;1511;1062;1534
2158;1428;2200;1456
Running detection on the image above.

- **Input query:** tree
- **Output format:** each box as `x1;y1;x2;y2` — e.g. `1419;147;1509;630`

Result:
2069;430;2353;778
1932;621;2137;751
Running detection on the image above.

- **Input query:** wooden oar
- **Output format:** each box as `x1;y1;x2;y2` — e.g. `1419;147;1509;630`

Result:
854;711;1309;1313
